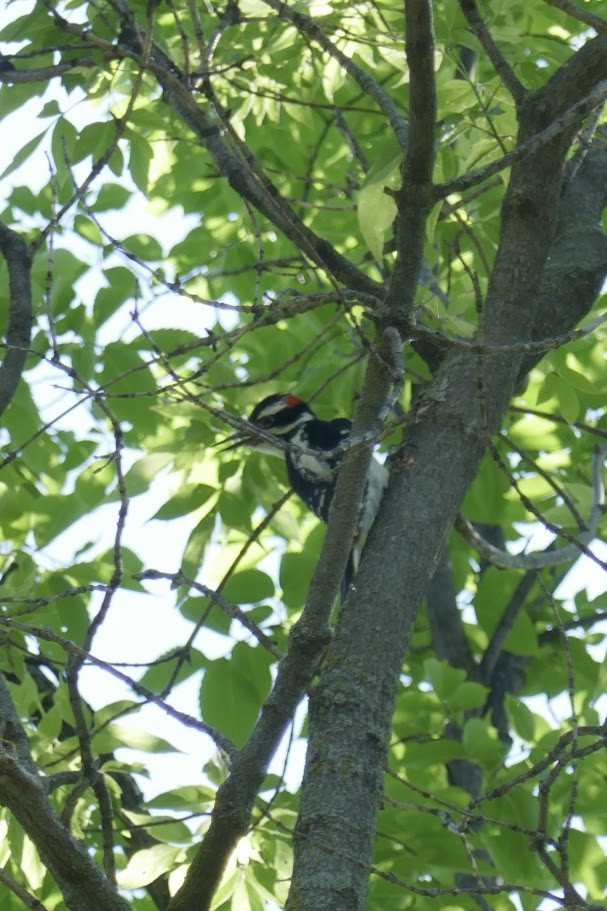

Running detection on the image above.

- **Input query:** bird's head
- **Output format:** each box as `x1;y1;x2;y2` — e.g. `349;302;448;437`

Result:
217;393;315;455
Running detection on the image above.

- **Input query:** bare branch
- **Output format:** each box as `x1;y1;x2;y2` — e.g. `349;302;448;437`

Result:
435;79;607;198
0;675;130;911
383;0;437;325
0;864;49;910
260;0;408;148
458;0;525;102
456;443;607;571
541;0;607;33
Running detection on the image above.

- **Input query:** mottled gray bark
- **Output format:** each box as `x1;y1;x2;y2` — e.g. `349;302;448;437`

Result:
285;32;607;911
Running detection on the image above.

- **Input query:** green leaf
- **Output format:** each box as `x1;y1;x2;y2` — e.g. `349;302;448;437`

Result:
480;828;548;887
147;785;216;812
139;647;206;691
129;133;153;193
423;658;466;701
279;550;316;610
94;182;131;211
446;681;489;712
0;130;46;180
463;717;508;769
221;569;275;604
74;214;103;245
199;642;272;746
92;724;178;754
474;570;539;657
505;695;535;742
180;513;216;580
74;121;116;162
122;233;163;260
95;266;138;325
117;845;184;889
152;484;216;520
357;157;400;260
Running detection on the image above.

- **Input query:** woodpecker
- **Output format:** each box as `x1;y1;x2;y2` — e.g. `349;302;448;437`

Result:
223;393;389;598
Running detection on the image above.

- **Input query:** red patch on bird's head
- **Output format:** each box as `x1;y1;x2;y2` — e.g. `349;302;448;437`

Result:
285;394;303;408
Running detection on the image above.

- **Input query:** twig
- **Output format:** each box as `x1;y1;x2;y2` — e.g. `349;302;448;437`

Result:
135;570;283;660
0;617;237;759
260;0;408;148
541;0;607;33
0;865;48;910
458;0;525;102
435;79;607;198
456;442;607;570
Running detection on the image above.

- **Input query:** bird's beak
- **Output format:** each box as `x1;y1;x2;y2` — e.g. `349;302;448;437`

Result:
213;427;282;458
212;431;251;452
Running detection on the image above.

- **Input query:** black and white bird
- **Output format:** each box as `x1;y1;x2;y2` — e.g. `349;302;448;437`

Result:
222;393;389;598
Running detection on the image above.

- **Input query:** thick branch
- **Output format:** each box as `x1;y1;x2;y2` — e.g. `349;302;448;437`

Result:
383;0;437;325
518;135;607;381
0;224;33;417
169;333;397;911
280;29;607;911
0;675;129;911
541;0;607;34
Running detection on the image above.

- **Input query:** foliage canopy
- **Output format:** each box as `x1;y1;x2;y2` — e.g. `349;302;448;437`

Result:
1;1;607;910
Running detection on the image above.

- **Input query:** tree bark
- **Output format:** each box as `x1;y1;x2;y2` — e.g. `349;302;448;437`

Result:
285;34;607;910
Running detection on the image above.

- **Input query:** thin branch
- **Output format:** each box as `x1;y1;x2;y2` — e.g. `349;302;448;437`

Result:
458;0;525;102
509;404;607;440
260;0;408;148
0;864;49;910
540;0;607;33
435;79;607;198
501;431;587;531
0;617;237;760
479;569;538;682
136;570;283;660
0;57;98;83
144;491;292;697
412;306;607;356
456;442;607;571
